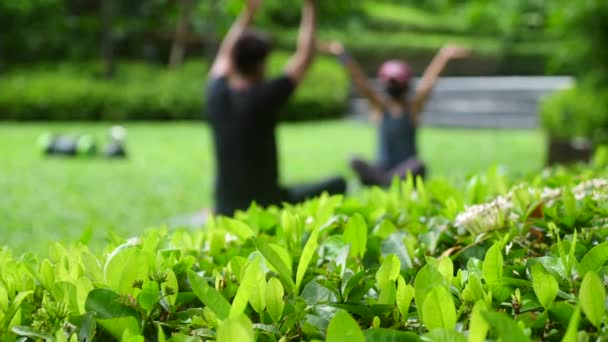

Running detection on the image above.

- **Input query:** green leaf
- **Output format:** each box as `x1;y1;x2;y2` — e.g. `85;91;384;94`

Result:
84;289;138;319
414;264;443;312
562;305;581;342
578;241;608;277
11;326;53;340
301;279;338;305
2;291;32;333
0;285;8;312
221;218;255;240
217;314;255;342
157;323;166;342
75;277;94;315
421;286;457;330
161;269;179;306
396;276;414;321
39;259;54;291
122;329;145;342
376;254;401;288
343;214;368;259
296;227;320;294
531;264;558;309
462;274;484;303
363;328;421;342
138;281;160;312
97;316;140;340
328;303;373;322
326;310;365;342
482;311;529;342
372;220;397;240
424;328;467;342
549;302;576;325
266;278;285;322
567;230;578;277
381;232;413;270
378;282;397;305
376;254;401;305
437;256;454;287
579;271;606;329
229;256;248;283
269;243;293;276
230;264;254;318
530;256;567;279
252;237;295;292
187;271;230;321
167;334;200;342
78;312;96;342
103;244;153;295
468;301;489;342
483;242;503;284
52;281;80;315
242;259;266;314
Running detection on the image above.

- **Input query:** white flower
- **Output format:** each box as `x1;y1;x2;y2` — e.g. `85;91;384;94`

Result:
453;178;608;236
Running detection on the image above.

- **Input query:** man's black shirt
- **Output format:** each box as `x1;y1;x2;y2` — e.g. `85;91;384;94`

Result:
206;75;295;215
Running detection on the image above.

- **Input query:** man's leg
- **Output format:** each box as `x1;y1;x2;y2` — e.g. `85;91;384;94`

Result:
285;176;347;204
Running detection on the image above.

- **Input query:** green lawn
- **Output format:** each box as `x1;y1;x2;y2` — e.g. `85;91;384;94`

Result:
0;122;545;253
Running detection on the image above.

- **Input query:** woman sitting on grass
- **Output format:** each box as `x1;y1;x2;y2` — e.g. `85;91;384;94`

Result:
319;42;470;187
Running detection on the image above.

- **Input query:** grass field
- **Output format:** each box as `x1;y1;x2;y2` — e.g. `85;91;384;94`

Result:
0;122;545;253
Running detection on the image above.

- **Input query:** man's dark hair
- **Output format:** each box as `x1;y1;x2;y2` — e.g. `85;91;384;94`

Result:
231;31;271;77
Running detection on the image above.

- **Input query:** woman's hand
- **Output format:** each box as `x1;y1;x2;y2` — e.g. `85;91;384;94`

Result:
317;41;345;56
440;44;471;59
246;0;262;12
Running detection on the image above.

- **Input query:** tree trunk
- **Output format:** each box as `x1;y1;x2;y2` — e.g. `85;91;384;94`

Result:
204;0;220;61
101;0;116;78
169;0;194;69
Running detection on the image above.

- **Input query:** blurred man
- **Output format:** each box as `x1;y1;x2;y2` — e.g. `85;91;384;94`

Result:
206;0;346;216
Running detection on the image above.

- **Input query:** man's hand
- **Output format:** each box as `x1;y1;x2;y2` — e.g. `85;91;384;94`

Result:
317;41;345;56
440;44;471;59
209;0;261;78
246;0;262;12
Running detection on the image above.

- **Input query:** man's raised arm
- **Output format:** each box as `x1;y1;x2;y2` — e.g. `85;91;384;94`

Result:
285;0;316;84
209;0;262;79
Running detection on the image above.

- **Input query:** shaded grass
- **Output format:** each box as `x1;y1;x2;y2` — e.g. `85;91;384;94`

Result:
0;122;544;253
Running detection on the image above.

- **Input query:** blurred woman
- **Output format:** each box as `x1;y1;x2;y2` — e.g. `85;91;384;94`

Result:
319;42;470;187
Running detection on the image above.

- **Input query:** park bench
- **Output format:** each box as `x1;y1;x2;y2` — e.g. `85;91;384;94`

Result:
350;76;573;129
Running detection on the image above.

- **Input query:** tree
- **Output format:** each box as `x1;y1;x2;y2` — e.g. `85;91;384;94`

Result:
101;0;116;78
169;0;195;68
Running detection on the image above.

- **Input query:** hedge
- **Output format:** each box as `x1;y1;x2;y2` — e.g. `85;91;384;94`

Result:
541;83;608;145
0;53;349;122
2;165;608;341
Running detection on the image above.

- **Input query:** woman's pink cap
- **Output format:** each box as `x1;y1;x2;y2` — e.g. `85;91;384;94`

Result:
378;60;412;85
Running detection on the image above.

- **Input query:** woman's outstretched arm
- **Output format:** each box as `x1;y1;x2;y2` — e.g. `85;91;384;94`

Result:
409;44;470;124
319;41;385;113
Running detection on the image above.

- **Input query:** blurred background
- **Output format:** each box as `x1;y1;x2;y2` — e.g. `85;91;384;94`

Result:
1;0;607;252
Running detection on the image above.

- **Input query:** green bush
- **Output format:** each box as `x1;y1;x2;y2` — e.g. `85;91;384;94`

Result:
540;1;608;146
541;85;608;144
2;167;608;340
549;0;608;84
0;53;349;122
